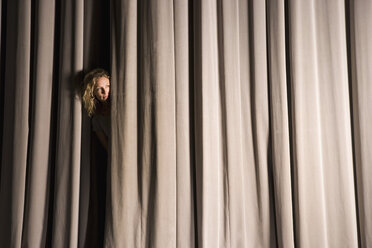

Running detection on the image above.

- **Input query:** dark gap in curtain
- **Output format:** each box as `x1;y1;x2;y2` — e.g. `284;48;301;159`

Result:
265;0;279;247
86;135;108;247
0;0;7;184
188;0;198;246
137;0;143;209
284;0;297;246
146;2;157;246
0;0;26;242
79;0;90;238
82;0;110;246
83;0;110;71
215;0;230;244
21;0;36;242
344;0;362;246
45;0;62;245
192;0;203;245
136;0;145;245
101;1;110;72
0;0;21;241
147;85;157;246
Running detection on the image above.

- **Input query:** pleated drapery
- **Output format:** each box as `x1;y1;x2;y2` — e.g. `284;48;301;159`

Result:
0;0;110;247
1;0;372;247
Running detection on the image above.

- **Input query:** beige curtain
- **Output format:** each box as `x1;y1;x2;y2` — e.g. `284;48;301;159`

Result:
109;0;371;247
0;0;371;247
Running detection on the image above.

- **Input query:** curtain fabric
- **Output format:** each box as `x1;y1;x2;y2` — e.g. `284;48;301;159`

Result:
0;0;110;247
0;0;371;247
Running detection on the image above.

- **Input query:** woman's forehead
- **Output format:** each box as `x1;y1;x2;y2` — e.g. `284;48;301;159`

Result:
96;76;110;86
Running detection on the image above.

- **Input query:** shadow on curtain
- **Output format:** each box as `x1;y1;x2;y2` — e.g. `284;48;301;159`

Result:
0;0;372;247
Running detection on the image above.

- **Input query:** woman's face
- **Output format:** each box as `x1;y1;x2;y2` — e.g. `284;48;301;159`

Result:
94;76;110;102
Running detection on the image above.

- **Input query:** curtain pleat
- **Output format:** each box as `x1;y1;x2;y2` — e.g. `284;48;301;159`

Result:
107;0;139;246
0;0;31;246
20;0;55;247
149;0;178;245
0;0;371;247
349;1;372;247
0;1;31;247
51;0;84;246
288;1;358;247
173;0;195;247
267;0;294;247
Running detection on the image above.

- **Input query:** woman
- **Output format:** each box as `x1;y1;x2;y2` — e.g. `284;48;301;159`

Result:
82;69;110;246
82;68;110;151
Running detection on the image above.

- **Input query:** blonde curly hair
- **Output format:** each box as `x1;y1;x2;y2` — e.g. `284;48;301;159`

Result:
82;68;110;117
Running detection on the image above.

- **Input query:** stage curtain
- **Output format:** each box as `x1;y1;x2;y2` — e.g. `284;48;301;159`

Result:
0;0;371;247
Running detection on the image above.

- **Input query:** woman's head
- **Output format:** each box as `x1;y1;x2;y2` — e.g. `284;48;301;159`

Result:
82;68;110;116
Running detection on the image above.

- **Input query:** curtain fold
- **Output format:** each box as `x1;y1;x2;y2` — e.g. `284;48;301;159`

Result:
287;1;358;247
349;1;372;247
107;0;139;246
21;0;55;246
267;0;294;247
0;0;371;247
173;1;195;247
51;0;84;246
0;0;31;246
